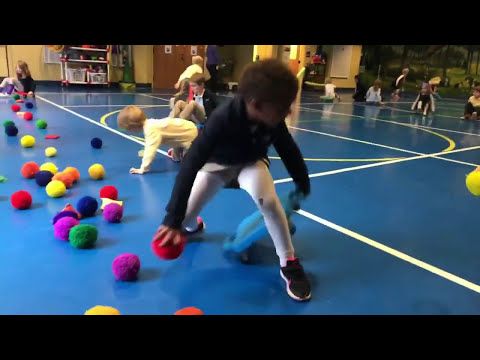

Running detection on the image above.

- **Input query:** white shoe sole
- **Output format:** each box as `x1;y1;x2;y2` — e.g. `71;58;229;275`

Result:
280;269;312;302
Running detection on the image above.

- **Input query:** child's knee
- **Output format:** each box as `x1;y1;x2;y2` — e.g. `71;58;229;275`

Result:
254;193;281;214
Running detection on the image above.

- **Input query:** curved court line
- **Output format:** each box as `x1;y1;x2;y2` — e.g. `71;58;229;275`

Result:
298;209;480;294
37;96;480;293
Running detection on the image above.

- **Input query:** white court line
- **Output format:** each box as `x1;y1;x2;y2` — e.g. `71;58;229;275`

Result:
297;209;480;294
37;93;480;293
36;95;168;156
288;125;478;167
274;144;480;184
63;104;170;108
299;105;480;138
37;92;150;95
138;93;171;102
380;104;461;120
301;101;413;105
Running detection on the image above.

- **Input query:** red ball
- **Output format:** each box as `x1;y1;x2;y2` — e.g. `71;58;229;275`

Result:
23;112;33;121
174;307;204;315
21;161;40;179
11;104;20;112
99;185;118;200
10;190;32;210
151;233;186;260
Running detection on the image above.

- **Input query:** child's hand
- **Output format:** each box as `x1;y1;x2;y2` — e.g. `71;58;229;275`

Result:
129;167;145;175
153;225;184;246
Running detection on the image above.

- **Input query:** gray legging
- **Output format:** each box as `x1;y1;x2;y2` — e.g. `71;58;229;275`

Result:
182;160;295;266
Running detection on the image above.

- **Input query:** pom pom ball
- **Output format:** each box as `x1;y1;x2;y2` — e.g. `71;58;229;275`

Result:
76;196;98;217
5;124;18;136
84;306;120;315
103;203;123;223
10;190;32;210
88;163;105;180
40;162;58;175
54;216;80;241
52;210;79;225
36;119;47;129
20;135;35;148
45;147;57;157
99;185;118;200
21;161;40;178
12;94;20;100
23;112;33;121
3;120;14;128
174;307;204;315
25;102;33;109
52;172;74;188
35;170;54;186
466;169;480;196
69;224;98;249
11;104;20;112
90;137;103;149
46;180;66;198
151;233;186;260
63;167;80;182
112;253;140;281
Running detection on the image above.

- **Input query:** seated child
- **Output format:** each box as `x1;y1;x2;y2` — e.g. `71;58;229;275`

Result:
322;78;341;102
411;82;435;116
365;79;384;105
117;105;198;174
0;60;36;97
464;86;480;120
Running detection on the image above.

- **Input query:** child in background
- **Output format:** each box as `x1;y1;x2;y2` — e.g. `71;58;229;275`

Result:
323;78;341;102
174;56;204;90
391;68;409;101
117;106;198;173
0;60;36;96
365;79;383;105
411;82;435;116
172;74;218;125
463;86;480;120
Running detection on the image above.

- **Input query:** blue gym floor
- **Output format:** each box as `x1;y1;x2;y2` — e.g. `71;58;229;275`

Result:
1;87;480;315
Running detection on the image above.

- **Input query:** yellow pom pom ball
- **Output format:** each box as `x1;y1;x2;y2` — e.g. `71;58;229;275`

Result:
466;169;480;196
88;163;105;180
20;135;35;148
84;305;120;315
45;180;66;198
45;147;57;157
40;162;58;175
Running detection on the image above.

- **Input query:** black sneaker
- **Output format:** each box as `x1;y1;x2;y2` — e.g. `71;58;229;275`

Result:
280;258;311;301
183;216;205;236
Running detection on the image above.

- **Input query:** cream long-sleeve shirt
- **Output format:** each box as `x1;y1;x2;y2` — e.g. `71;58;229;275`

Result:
177;64;203;83
140;118;198;172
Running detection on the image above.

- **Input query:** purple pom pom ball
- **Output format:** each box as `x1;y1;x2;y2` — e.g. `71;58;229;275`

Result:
103;203;123;223
52;210;79;225
112;253;140;281
54;217;80;241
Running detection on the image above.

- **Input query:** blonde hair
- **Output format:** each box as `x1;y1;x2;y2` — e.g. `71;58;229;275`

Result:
373;79;382;87
325;78;332;84
16;60;31;78
174;78;190;97
117;105;146;130
192;56;203;65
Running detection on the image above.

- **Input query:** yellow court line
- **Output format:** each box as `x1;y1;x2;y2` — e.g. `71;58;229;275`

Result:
100;105;169;126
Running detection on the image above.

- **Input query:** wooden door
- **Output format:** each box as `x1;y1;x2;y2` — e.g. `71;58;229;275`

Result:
153;45;206;90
